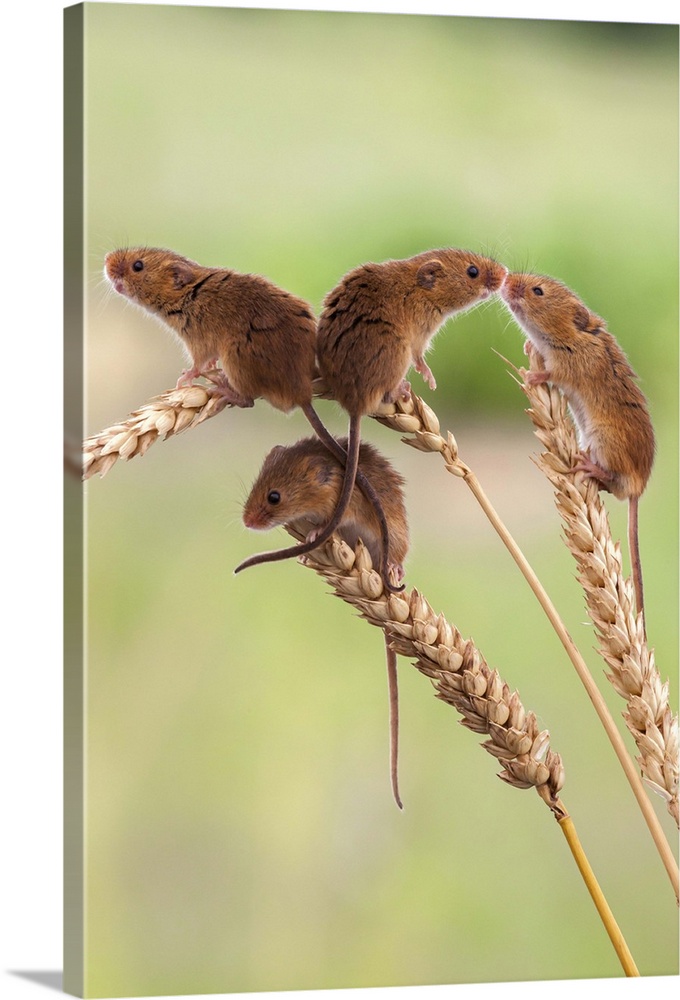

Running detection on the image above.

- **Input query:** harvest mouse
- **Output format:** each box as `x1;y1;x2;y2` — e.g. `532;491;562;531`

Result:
103;246;402;592
500;271;655;632
237;247;506;582
242;435;410;808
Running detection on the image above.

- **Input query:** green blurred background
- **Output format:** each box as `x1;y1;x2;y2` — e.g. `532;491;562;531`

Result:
80;4;678;996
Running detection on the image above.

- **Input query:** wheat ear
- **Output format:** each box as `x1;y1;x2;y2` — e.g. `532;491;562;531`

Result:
82;381;231;480
289;530;638;976
366;384;679;899
516;359;679;828
300;531;568;813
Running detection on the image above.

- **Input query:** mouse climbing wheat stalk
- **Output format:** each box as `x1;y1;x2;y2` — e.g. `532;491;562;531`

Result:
500;271;655;635
103;246;403;593
242;436;410;808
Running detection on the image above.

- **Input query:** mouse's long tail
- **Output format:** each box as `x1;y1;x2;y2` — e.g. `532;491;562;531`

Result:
385;635;403;810
301;402;404;594
233;413;363;577
628;494;646;640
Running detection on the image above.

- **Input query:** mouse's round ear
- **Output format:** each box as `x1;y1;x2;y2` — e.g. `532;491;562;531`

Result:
416;259;444;290
310;452;335;486
574;305;604;335
170;261;197;290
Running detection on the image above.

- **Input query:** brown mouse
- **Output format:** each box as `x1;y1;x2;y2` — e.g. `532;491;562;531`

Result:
237;247;506;582
242;435;409;808
103;246;402;593
500;271;655;632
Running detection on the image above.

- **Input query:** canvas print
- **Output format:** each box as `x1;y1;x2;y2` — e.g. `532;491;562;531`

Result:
65;3;679;997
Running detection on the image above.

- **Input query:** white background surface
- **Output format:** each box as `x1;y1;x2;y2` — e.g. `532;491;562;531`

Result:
2;0;677;998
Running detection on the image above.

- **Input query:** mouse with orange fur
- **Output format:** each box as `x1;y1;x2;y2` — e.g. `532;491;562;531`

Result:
242;435;409;808
500;271;655;632
236;247;506;579
104;245;402;593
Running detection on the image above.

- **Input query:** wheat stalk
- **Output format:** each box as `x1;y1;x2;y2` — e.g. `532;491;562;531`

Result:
517;361;679;828
288;529;638;976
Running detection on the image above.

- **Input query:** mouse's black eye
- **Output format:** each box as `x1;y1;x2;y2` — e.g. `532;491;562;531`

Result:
267;490;281;505
532;286;544;296
132;259;144;272
467;265;479;278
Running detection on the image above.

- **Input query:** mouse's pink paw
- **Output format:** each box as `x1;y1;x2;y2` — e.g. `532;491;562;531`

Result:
413;354;437;391
203;369;255;407
383;379;412;404
570;453;614;486
175;358;220;388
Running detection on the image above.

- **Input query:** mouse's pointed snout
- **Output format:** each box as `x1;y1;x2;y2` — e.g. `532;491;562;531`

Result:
242;504;272;530
500;272;526;306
